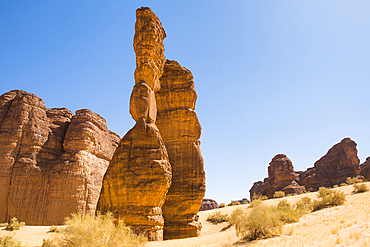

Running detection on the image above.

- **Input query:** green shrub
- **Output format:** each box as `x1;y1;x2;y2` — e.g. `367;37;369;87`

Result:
274;200;300;224
0;235;22;247
353;183;369;194
206;211;229;224
340;183;348;187
42;212;146;247
227;201;241;206
5;218;24;231
218;203;225;208
346;177;362;185
312;189;346;211
273;191;285;198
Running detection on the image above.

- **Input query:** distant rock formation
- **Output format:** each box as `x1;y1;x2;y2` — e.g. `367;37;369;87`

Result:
300;138;361;191
250;154;305;199
156;60;205;239
199;199;218;211
97;7;171;241
0;90;119;225
250;138;364;199
98;7;205;241
360;157;370;180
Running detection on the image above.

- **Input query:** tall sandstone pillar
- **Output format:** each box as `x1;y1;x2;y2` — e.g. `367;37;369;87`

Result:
97;7;172;241
156;60;206;240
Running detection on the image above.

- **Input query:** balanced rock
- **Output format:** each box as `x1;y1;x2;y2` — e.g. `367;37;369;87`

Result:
0;90;119;225
199;199;218;211
300;138;361;190
156;60;206;240
97;7;172;241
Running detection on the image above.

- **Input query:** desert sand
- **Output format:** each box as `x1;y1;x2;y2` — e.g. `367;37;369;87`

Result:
1;182;369;247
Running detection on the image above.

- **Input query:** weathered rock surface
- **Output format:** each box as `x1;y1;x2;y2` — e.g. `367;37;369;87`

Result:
199;199;218;211
0;90;119;225
156;60;205;240
360;157;370;181
300;138;361;190
249;154;305;199
97;7;172;241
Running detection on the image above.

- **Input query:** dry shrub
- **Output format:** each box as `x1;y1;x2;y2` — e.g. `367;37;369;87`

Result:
219;203;225;208
273;191;285;198
340;183;348;187
252;194;268;201
4;218;24;231
295;196;313;213
227;201;241;206
353;183;369;194
346;177;362;185
42;212;146;247
312;187;346;211
0;235;21;247
206;211;229;224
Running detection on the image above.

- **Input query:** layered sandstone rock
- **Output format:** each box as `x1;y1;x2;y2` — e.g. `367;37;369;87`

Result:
0;90;118;225
97;7;171;241
300;138;361;190
199;199;218;211
156;60;205;240
249;154;305;199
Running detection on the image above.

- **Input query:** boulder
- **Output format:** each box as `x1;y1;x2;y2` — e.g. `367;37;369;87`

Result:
0;90;119;225
199;199;218;211
156;60;205;240
360;157;370;181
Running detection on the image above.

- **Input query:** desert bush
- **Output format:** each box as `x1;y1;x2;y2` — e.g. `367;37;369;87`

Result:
42;212;146;247
353;183;369;194
0;235;22;247
49;225;59;233
248;199;263;208
273;191;285;198
333;185;339;188
218;203;225;208
252;194;268;201
340;183;348;187
346;177;362;185
312;189;346;211
295;196;313;213
206;211;229;224
5;218;24;231
227;201;241;206
274;200;300;223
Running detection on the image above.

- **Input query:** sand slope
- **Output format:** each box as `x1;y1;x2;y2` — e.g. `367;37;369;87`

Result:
1;183;370;247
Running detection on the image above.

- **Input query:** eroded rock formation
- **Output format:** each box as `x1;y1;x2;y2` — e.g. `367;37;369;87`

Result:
97;7;172;241
0;90;119;225
249;154;305;199
360;157;370;181
250;138;364;199
300;138;361;190
156;60;205;239
199;199;218;211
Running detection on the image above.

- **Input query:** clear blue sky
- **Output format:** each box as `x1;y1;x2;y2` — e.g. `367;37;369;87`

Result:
1;1;369;204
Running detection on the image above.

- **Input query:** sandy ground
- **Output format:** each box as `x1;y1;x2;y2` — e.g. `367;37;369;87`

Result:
1;183;370;247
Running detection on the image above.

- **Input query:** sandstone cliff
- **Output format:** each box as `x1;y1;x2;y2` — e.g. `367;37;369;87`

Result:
0;90;119;225
156;60;205;240
199;199;219;211
360;157;370;181
97;7;172;241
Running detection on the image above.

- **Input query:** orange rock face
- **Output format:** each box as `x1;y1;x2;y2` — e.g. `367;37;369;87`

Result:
156;60;205;240
97;7;172;241
0;90;119;225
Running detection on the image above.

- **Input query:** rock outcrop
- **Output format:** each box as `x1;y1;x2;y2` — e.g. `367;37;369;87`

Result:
97;7;172;241
360;157;370;181
300;138;361;190
156;60;205;240
199;199;218;211
0;90;119;225
249;154;305;199
250;138;363;199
